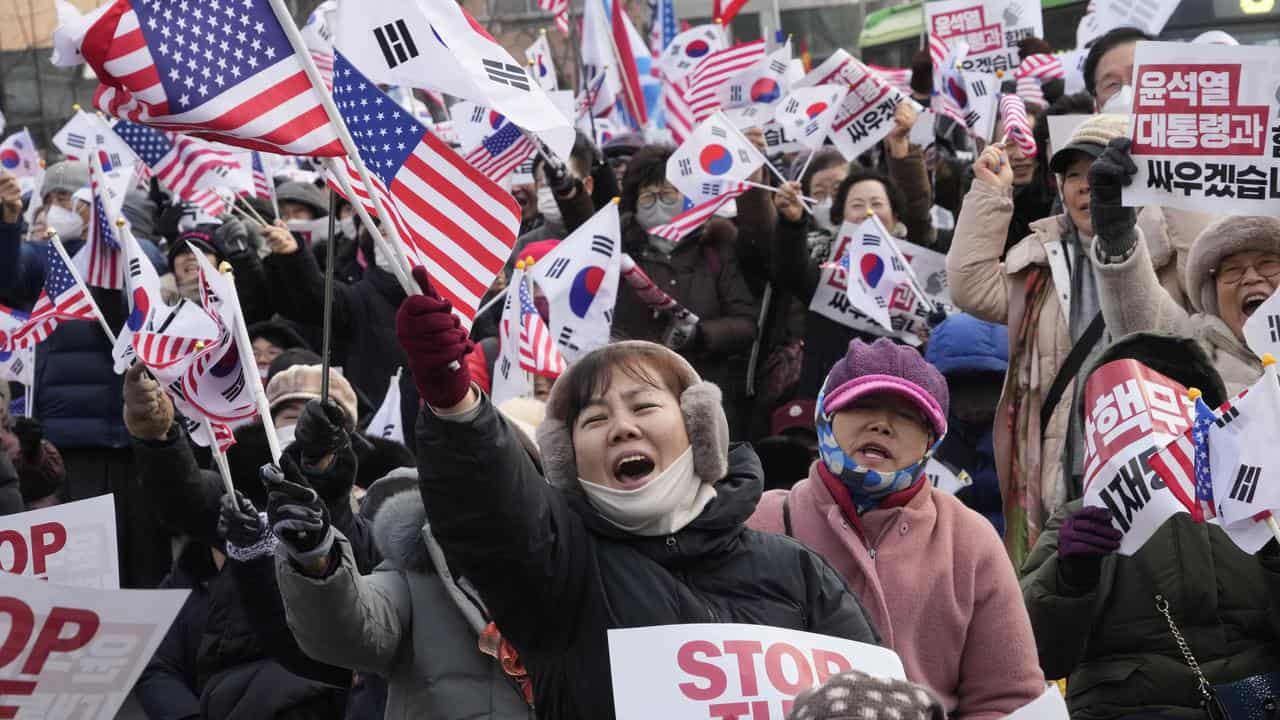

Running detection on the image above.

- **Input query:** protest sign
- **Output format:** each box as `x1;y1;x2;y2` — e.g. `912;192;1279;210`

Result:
1080;359;1198;555
1006;685;1070;720
1094;0;1181;38
608;623;904;720
1123;42;1280;217
760;121;804;155
925;458;972;496
0;574;187;719
0;496;118;589
796;51;917;162
924;0;1043;76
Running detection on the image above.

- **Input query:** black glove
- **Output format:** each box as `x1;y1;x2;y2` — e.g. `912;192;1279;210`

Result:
217;491;270;553
1088;137;1139;259
293;399;351;465
11;418;42;462
542;158;577;195
212;217;255;258
263;455;333;563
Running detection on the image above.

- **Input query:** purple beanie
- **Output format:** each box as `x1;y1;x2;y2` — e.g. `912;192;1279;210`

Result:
819;338;950;437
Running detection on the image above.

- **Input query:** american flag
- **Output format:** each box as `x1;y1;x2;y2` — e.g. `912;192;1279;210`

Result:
999;93;1036;157
538;0;569;35
1150;397;1221;522
247;151;274;203
113;120;235;215
1015;54;1065;81
5;243;99;351
517;274;566;378
464;122;538;182
868;65;913;97
927;33;949;69
929;35;968;127
1016;76;1047;110
85;154;126;290
649;182;747;243
331;52;519;322
664;40;765;142
133;325;214;372
79;0;344;156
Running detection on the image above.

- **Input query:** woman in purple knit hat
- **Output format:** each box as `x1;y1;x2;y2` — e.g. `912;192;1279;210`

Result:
749;338;1045;719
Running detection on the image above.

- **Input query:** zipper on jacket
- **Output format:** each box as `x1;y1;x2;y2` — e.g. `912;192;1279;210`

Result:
666;536;678;553
868;547;877;561
664;536;719;622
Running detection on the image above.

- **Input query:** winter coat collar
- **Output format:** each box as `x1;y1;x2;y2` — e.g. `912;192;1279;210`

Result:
371;476;432;572
566;442;763;565
1004;214;1070;275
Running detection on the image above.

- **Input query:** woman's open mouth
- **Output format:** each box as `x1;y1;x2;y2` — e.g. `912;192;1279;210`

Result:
854;442;894;464
1241;290;1270;317
613;454;657;485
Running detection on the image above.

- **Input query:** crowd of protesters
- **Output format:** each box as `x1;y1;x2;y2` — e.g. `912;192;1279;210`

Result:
2;20;1280;720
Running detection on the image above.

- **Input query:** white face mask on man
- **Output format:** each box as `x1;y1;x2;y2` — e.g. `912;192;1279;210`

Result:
46;205;85;241
536;186;562;228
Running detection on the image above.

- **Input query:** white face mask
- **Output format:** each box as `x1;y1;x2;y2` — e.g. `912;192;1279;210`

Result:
812;199;836;232
1100;85;1134;114
275;422;297;450
577;447;716;536
338;216;357;239
536;186;562;228
373;243;399;273
46;205;85;241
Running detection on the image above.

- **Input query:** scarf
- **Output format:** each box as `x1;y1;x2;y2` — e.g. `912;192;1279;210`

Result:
577;447;716;536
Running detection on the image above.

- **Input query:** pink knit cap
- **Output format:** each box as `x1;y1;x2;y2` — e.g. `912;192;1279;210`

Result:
819;338;949;437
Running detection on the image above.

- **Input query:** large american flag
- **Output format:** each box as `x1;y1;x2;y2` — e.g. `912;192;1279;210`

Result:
331;52;519;322
664;40;765;142
5;243;99;351
79;0;343;156
649;182;747;243
464;122;537;182
517;274;566;378
113;120;235;215
85;156;125;290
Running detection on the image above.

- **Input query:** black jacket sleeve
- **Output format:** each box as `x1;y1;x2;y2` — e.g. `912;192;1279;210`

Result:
769;214;821;303
262;248;356;335
134;426;224;545
415;395;590;653
134;576;205;720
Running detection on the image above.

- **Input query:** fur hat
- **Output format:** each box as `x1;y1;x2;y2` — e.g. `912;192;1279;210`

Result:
820;338;949;438
1049;114;1130;174
265;364;358;429
535;341;729;489
1184;215;1280;316
787;670;945;720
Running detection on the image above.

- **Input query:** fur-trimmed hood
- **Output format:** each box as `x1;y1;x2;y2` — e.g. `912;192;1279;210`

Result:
370;474;432;572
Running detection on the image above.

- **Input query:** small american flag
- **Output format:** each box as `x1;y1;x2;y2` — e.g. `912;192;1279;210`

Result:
1151;397;1221;523
5;243;99;350
999;93;1036;157
331;51;519;323
664;40;765;142
1015;54;1065;81
248;151;274;204
517;275;566;378
133;322;215;373
648;182;747;243
113;120;236;215
538;0;569;35
1016;76;1047;110
868;65;913;97
464;122;538;182
85;155;125;290
79;0;344;156
928;33;949;69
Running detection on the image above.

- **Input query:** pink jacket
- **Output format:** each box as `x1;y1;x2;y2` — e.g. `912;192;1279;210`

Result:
749;465;1044;719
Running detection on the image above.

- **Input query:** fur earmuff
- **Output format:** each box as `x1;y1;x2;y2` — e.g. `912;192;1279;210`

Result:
679;381;729;483
535;418;578;490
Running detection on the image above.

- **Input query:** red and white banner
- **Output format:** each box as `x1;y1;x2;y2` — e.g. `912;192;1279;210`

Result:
1080;359;1198;555
1124;42;1280;217
607;624;904;720
795;51;919;162
0;497;118;589
924;0;1043;76
0;574;187;719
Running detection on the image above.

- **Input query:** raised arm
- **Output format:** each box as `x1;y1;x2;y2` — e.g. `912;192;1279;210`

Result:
884;101;936;250
946;146;1015;325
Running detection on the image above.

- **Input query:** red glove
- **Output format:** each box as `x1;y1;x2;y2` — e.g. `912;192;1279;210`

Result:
396;267;474;409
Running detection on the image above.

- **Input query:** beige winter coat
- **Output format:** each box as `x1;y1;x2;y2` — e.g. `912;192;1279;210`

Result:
946;179;1182;566
1092;233;1263;394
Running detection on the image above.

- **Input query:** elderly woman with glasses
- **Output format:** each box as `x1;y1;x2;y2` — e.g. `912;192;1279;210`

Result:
611;144;758;437
1088;138;1280;392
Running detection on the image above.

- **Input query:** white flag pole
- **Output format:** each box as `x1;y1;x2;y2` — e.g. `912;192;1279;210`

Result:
1260;355;1280;546
218;264;283;464
204;418;237;498
23;382;33;418
49;233;118;344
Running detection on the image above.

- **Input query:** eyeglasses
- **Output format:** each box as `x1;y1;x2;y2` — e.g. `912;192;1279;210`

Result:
1215;257;1280;286
637;187;682;209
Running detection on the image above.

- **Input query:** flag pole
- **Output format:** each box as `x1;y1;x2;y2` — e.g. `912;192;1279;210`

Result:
1261;355;1280;546
23;383;33;418
320;187;336;403
264;0;420;299
219;263;283;464
49;232;118;344
204;417;236;498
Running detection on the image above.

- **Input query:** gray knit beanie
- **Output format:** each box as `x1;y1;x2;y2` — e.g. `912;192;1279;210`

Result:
1184;216;1280;315
787;671;945;720
40;161;89;199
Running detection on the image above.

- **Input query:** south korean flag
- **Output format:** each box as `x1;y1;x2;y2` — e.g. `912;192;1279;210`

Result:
666;112;766;203
530;203;622;363
774;85;848;151
1243;288;1280;361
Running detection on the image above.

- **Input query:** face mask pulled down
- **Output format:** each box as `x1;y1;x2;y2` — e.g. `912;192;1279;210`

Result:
577;447;716;536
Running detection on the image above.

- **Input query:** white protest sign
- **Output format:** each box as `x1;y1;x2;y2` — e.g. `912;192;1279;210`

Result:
608;623;905;720
909;109;936;148
761;121;804;155
1243;288;1280;361
925;0;1043;76
1124;42;1280;217
0;574;187;719
0;496;118;589
1046;115;1091;160
1006;685;1070;720
1094;0;1181;38
796;51;917;163
1080;359;1197;555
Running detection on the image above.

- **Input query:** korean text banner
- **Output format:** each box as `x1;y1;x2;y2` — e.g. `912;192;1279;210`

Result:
924;0;1043;76
0;574;187;719
1124;42;1280;217
608;623;905;720
795;51;917;162
0;497;119;589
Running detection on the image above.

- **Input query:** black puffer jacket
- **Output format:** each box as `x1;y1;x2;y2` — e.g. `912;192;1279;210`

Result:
416;397;880;720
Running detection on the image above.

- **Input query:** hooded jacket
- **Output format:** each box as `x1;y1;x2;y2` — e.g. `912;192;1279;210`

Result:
415;394;880;720
276;471;534;720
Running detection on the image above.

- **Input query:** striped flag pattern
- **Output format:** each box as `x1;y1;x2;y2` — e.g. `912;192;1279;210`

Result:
301;1;336;90
4;243;99;351
1015;54;1065;81
248;151;273;203
538;0;570;35
999;92;1036;157
112;120;236;215
85;153;125;290
517;274;566;378
1016;75;1047;110
928;33;949;69
332;52;519;323
77;0;344;156
868;65;913;96
648;182;748;243
1151;397;1222;522
464;122;538;182
664;40;765;141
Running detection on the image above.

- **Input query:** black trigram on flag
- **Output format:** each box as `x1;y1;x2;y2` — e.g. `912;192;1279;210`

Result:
783;99;799;114
590;235;613;257
768;60;787;73
221;371;246;402
66;132;86;149
1269;314;1279;343
890;256;905;272
471;106;486;123
558;325;580;352
374;19;420;69
861;234;881;247
730;86;743;104
701;182;722;196
965;110;981;128
499;355;512;378
483;59;531;91
710;126;728;138
1230;464;1261;504
678;158;693;176
1215;405;1241;429
128;257;143;280
970;79;988;96
543;256;571;280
